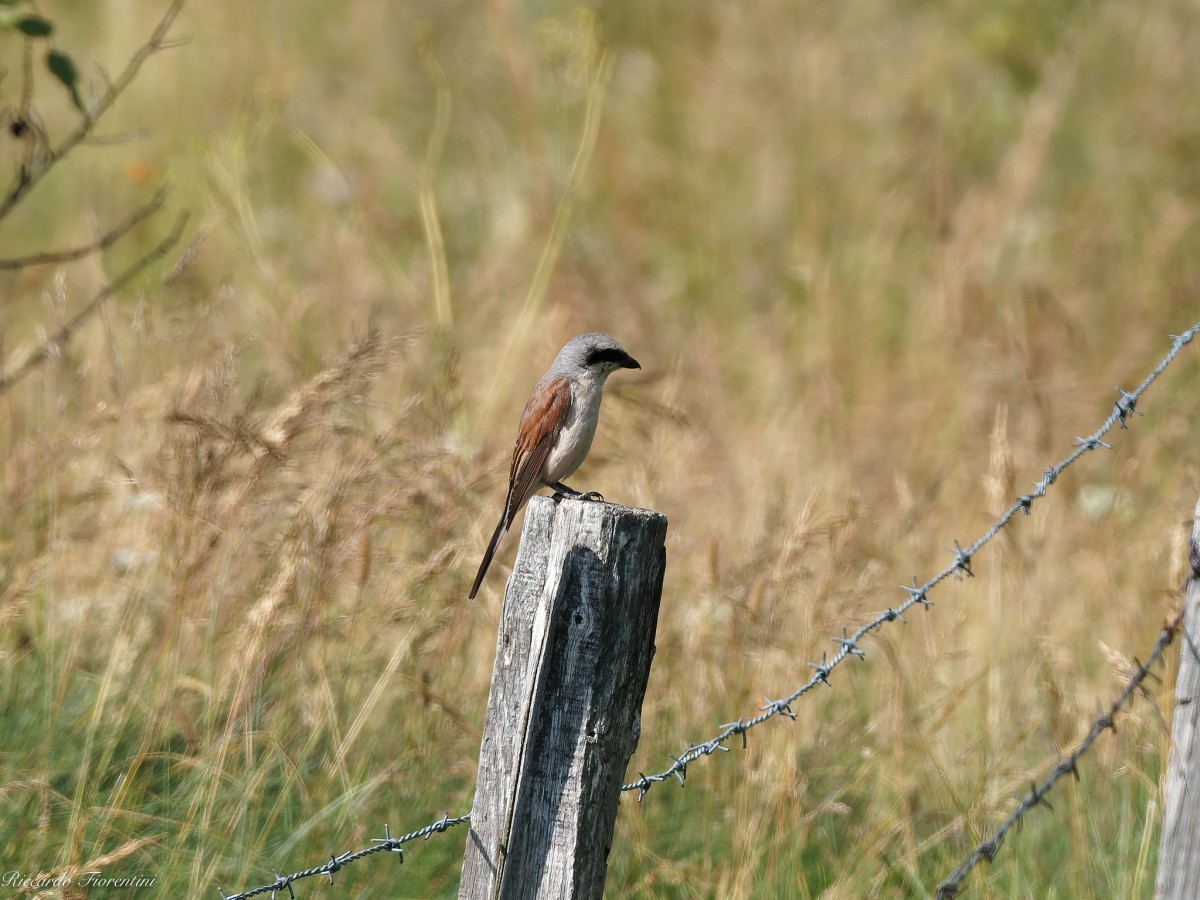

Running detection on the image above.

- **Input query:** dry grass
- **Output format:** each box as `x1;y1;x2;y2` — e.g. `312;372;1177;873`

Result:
2;0;1200;896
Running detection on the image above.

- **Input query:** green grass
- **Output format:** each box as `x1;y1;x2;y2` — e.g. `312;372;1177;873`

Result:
2;0;1199;896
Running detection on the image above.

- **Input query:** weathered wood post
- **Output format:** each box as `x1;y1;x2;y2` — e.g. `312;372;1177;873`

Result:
1156;494;1200;900
459;496;667;900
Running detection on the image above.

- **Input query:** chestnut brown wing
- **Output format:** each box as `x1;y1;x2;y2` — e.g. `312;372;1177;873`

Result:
468;376;571;599
503;375;571;529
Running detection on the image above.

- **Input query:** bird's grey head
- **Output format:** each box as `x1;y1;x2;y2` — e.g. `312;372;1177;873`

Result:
550;332;640;378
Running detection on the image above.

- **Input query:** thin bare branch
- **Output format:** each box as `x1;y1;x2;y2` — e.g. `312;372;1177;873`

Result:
0;186;168;271
0;210;188;396
80;128;153;146
0;0;186;222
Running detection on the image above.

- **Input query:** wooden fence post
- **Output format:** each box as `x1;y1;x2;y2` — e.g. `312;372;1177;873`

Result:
459;496;667;900
1156;495;1200;900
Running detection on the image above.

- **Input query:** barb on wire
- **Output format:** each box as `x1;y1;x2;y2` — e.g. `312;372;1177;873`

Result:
218;813;470;900
934;610;1184;898
622;322;1200;797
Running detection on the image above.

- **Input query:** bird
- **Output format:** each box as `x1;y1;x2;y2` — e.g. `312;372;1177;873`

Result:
469;332;641;599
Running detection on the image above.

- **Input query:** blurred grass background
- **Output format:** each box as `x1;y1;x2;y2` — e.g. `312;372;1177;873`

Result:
2;0;1199;896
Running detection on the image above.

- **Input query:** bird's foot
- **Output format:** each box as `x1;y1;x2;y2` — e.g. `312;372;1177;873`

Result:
549;482;604;503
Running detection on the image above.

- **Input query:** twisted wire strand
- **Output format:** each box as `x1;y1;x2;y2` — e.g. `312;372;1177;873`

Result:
623;323;1199;797
218;814;470;900
935;610;1183;898
221;323;1199;898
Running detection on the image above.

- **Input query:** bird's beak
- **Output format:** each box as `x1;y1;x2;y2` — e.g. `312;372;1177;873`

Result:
622;353;641;370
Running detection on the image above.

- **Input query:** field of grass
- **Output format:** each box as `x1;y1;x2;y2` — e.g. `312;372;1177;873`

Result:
2;0;1200;896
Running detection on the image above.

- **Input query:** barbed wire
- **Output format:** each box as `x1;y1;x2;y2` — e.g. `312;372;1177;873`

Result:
623;321;1200;797
219;322;1199;898
217;813;469;900
934;608;1184;898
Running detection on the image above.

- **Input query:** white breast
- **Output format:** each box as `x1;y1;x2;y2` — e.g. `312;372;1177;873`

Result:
543;373;606;485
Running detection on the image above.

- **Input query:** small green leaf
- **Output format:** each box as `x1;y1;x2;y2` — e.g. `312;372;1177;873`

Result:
15;14;52;36
46;48;76;84
46;50;85;114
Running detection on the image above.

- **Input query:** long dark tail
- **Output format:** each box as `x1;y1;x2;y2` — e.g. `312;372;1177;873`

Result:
469;515;509;599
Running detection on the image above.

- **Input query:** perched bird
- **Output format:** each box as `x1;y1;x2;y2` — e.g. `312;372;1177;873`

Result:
469;333;641;599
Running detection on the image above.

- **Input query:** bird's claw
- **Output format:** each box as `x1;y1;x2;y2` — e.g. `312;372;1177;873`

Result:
581;491;604;502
